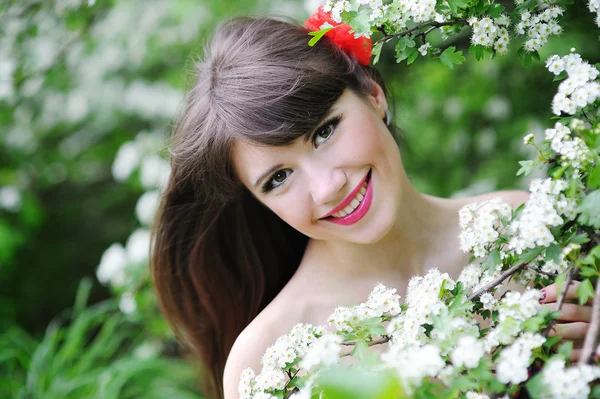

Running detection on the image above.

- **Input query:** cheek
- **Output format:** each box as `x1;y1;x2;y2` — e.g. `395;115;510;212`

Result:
266;191;314;233
343;119;388;161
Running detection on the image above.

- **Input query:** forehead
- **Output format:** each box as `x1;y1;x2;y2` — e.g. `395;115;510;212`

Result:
232;139;289;188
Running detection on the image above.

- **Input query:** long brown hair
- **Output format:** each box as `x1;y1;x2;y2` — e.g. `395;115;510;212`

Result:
151;16;393;398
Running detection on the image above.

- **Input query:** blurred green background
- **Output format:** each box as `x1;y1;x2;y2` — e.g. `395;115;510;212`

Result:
0;0;598;398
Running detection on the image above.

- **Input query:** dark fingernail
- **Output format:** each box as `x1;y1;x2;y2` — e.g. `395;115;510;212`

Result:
539;289;546;303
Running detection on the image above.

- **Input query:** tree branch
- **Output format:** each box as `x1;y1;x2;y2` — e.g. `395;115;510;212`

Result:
468;261;527;301
374;19;468;47
340;336;390;357
542;266;578;337
579;278;600;365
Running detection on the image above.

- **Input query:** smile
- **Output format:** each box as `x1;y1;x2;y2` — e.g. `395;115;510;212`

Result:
321;169;373;226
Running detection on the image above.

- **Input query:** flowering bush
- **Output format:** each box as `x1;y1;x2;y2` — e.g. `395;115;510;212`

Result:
238;2;600;399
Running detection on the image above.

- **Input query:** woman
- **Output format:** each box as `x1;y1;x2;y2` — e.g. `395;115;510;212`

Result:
151;13;591;399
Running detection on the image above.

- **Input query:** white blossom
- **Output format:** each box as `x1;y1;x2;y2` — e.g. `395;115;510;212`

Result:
118;291;137;314
96;243;128;287
0;185;22;212
451;335;484;368
381;344;445;394
126;228;151;264
136;190;161;226
459;197;512;258
496;332;545;384
546;53;600;116
299;333;342;371
541;358;600;399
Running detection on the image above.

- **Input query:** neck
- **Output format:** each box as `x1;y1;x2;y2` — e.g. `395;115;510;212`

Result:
305;177;467;280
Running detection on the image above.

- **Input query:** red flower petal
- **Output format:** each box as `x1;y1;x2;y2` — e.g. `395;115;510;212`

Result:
304;6;372;66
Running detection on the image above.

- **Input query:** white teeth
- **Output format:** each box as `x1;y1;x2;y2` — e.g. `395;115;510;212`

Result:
330;178;369;219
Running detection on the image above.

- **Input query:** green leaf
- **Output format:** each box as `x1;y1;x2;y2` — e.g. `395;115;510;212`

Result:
577;190;600;228
557;341;574;359
544;335;561;348
406;47;419;65
517;160;535;176
553;71;568;82
589;165;600;189
518;247;543;264
579;265;598;278
577;279;595;305
513;203;526;220
469;45;491;61
526;372;547;399
308;26;333;47
566;232;589;245
318;367;404;399
487;3;505;18
351;339;369;359
446;0;471;13
395;36;415;52
481;249;501;271
372;41;383;65
439;46;465;69
545;244;562;263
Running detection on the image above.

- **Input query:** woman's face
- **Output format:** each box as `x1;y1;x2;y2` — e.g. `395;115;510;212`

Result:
232;83;404;244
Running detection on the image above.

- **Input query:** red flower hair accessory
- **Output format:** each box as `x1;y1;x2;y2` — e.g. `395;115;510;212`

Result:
304;6;372;66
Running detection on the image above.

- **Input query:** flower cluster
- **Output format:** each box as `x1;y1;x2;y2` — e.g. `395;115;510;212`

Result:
496;332;546;384
507;178;577;254
458;197;513;258
381;344;445;394
239;324;326;399
328;283;401;332
385;270;454;350
590;0;600;28
483;289;543;352
545;122;593;173
546;53;600;115
541;358;600;399
515;7;563;52
468;15;510;54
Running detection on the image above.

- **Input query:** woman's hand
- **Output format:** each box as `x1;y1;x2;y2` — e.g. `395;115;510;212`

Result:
539;281;592;362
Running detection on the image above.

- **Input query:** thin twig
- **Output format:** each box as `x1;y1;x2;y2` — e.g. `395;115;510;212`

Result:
542;267;577;337
531;267;556;279
284;388;299;399
374;19;467;47
341;336;390;346
468;261;527;301
579;278;600;365
340;336;390;358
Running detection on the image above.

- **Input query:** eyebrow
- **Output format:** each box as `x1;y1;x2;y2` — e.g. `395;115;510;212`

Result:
302;106;338;144
253;163;284;190
252;106;341;190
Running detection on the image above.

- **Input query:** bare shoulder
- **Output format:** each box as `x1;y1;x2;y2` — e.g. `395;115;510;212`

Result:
471;189;530;209
222;294;307;399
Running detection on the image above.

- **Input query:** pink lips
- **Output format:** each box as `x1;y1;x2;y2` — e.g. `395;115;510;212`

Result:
321;170;373;226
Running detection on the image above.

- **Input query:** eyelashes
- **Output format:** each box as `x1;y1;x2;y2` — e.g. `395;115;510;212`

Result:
261;115;343;193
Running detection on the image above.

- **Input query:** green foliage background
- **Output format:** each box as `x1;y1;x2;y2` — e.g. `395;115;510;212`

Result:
0;0;598;398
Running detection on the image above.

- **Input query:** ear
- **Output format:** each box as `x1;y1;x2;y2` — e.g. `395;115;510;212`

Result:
368;81;388;119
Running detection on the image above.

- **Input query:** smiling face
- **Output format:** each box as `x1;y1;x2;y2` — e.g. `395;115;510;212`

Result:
232;83;404;244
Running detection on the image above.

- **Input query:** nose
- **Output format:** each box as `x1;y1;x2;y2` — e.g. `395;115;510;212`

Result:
308;165;346;206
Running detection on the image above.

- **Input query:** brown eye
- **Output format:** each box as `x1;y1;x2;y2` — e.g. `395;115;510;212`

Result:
312;115;342;148
317;125;333;139
273;170;287;183
262;168;293;193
